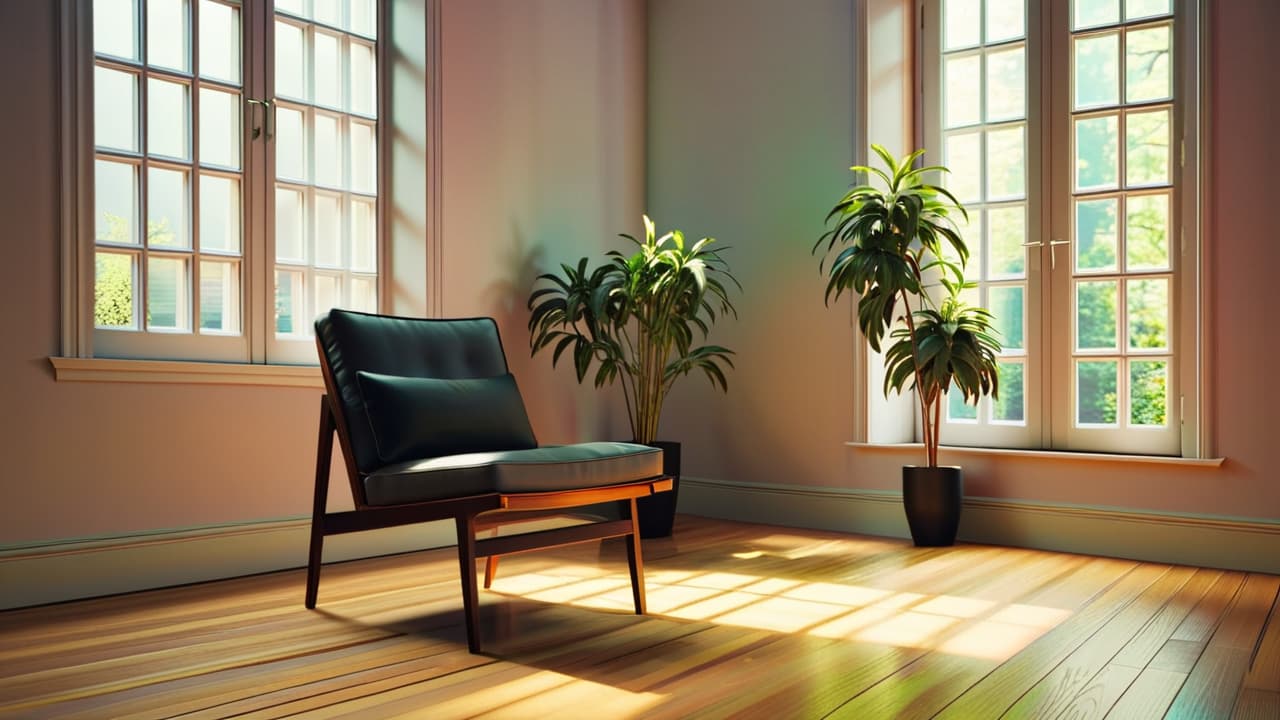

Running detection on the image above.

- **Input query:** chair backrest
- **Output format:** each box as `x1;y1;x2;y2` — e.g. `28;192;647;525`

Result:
315;309;514;475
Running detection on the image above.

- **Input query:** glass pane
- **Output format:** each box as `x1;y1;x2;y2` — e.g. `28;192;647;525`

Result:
1126;108;1170;187
199;87;240;169
989;285;1024;350
95;252;136;328
944;0;980;50
275;20;307;101
351;121;376;194
147;78;190;160
315;274;340;317
986;45;1025;123
1128;277;1169;350
275;186;306;261
199;260;240;333
1130;360;1168;426
314;31;342;110
351;0;377;38
275;0;305;17
949;209;981;278
988;205;1025;279
95;0;138;60
1126;0;1171;21
315;113;343;188
199;174;241;254
199;0;241;84
1126;193;1170;270
945;132;982;204
1076;280;1118;350
148;256;190;330
948;390;978;421
1077;360;1118;425
94;66;138;152
986;0;1025;44
350;41;376;117
1074;33;1119;109
1074;0;1120;30
986;125;1025;200
1075;114;1119;191
351;197;376;272
351;276;377;312
95;160;139;245
147;0;188;71
944;54;981;129
1075;198;1118;272
993;361;1025;422
314;0;341;27
148;167;189;249
315;193;343;267
275;105;307;182
275;269;305;335
1126;24;1171;103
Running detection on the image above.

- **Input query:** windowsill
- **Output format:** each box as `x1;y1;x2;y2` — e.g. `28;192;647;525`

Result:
847;442;1225;468
48;357;324;388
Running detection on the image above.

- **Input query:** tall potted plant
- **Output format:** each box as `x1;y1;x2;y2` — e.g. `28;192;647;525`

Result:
528;215;740;537
815;145;1002;546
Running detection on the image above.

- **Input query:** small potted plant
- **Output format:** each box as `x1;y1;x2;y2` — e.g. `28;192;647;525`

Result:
528;215;740;537
814;145;1002;546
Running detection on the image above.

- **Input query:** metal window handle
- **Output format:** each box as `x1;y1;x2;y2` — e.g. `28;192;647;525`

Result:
1049;239;1071;270
246;98;275;141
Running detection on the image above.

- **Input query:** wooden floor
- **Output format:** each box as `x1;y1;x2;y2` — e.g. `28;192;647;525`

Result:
1;516;1278;719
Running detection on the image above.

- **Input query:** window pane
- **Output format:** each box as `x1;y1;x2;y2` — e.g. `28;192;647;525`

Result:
1077;360;1118;425
275;0;305;17
945;132;983;204
275;21;307;101
986;125;1025;200
94;66;138;152
1130;360;1168;426
1126;24;1171;103
989;285;1025;351
1074;114;1119;191
147;0;189;72
1074;0;1120;30
315;273;340;317
1127;277;1169;350
1126;108;1170;187
1126;193;1169;270
1126;0;1171;21
199;260;240;333
1076;280;1118;350
944;54;981;129
95;252;136;328
199;0;241;84
351;121;376;193
986;0;1025;44
949;209;981;279
988;205;1025;279
986;45;1025;123
350;41;376;117
96;160;139;245
148;167;189;249
275;105;308;181
315;193;343;267
1074;33;1119;109
351;275;377;312
275;269;305;335
993;361;1025;422
314;31;342;109
313;0;341;27
148;256;190;330
199;87;241;169
351;197;376;272
314;113;343;188
276;186;306;262
147;78;190;160
95;0;138;60
1075;198;1118;272
948;391;978;421
351;0;377;39
199;174;241;254
944;0;980;50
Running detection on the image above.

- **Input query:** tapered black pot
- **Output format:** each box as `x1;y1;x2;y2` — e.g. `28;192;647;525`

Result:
902;465;963;547
635;440;681;538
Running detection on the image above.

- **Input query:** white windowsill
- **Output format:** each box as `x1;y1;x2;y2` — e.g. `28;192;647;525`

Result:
847;442;1225;468
48;357;324;388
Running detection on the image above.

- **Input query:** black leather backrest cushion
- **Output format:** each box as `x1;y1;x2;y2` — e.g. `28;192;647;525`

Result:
356;371;537;464
316;309;521;472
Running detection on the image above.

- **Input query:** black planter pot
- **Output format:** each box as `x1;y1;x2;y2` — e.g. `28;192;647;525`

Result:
902;465;963;547
635;440;681;538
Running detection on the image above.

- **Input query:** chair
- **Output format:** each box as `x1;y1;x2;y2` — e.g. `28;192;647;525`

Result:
305;309;672;653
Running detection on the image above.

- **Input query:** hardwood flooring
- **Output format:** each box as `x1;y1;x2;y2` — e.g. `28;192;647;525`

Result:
0;515;1276;719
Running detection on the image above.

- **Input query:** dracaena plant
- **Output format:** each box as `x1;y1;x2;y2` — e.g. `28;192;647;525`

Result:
528;216;740;444
814;145;1002;467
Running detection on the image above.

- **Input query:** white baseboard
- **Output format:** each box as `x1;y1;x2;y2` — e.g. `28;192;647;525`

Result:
679;477;1280;575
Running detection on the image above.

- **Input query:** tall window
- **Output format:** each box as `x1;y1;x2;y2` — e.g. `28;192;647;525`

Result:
921;0;1197;456
86;0;380;364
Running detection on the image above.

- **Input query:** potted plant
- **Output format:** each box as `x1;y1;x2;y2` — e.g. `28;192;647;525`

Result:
528;215;740;537
814;145;1002;546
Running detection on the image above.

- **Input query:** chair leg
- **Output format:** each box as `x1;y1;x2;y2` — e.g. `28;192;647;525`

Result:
455;514;482;653
625;497;646;615
306;396;335;610
483;555;499;589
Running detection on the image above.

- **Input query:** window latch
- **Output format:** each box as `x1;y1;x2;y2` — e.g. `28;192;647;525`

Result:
246;98;275;141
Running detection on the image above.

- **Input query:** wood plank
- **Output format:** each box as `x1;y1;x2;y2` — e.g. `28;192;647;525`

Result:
1232;688;1280;720
1170;571;1248;644
1242;579;1280;691
1110;568;1222;669
1149;639;1207;673
1053;663;1141;720
1165;645;1251;719
1103;667;1186;719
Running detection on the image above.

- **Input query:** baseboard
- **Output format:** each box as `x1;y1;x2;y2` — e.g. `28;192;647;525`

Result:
0;518;458;610
679;477;1280;575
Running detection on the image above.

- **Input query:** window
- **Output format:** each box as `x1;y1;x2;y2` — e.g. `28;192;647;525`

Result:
919;0;1200;456
79;0;381;365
